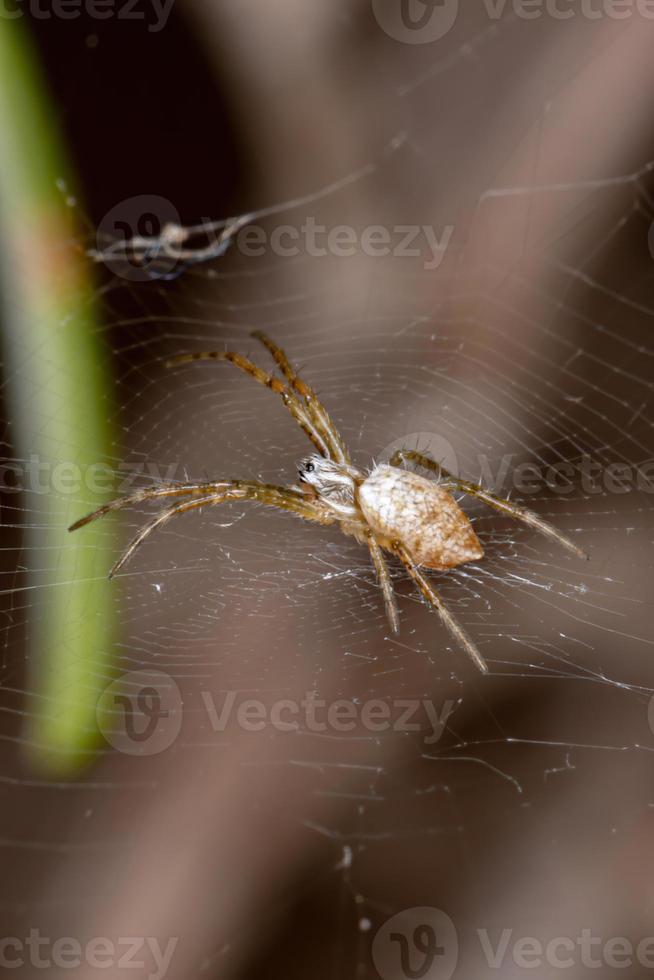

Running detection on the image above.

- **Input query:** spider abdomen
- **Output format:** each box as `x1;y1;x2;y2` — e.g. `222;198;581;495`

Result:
358;465;484;570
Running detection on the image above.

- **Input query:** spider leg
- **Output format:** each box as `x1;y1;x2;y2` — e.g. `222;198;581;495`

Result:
88;481;337;578
366;532;400;635
108;494;219;578
166;350;330;457
393;542;488;673
390;449;587;561
251;331;351;465
68;481;233;531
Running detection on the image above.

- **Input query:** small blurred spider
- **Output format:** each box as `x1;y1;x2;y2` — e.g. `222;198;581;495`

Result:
70;333;587;672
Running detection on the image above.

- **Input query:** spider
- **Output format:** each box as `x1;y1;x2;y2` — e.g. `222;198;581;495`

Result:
69;332;587;672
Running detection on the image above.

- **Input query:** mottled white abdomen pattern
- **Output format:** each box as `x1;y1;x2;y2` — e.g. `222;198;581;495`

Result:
357;465;484;569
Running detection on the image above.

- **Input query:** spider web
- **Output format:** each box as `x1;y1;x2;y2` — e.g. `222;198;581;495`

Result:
1;5;654;980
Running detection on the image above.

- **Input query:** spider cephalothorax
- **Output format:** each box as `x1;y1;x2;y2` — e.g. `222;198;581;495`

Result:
70;332;587;673
297;455;360;514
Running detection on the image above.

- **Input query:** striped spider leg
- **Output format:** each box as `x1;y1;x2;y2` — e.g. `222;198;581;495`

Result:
392;543;488;673
70;481;338;579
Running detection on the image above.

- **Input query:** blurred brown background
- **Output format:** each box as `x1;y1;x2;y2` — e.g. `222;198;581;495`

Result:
1;2;654;978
